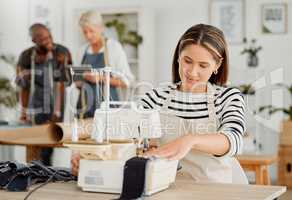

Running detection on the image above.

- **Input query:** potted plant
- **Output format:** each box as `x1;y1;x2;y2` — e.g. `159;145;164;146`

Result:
241;38;262;67
0;78;17;107
237;83;256;95
105;15;143;59
0;54;18;123
257;83;292;145
122;30;143;49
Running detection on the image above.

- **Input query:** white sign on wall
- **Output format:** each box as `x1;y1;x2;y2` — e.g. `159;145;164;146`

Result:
209;0;245;45
29;0;64;42
261;3;288;34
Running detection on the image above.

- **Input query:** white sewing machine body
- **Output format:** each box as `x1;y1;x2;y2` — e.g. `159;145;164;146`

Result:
91;102;162;141
65;102;178;195
78;158;178;195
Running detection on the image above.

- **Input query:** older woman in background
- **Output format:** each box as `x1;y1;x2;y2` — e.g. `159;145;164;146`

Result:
75;10;134;119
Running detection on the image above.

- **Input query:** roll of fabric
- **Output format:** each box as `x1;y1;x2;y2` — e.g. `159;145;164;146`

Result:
0;119;92;145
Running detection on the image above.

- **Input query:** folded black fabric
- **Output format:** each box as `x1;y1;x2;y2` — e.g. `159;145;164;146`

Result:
0;161;16;188
118;157;149;200
0;160;76;192
6;174;31;192
0;161;30;191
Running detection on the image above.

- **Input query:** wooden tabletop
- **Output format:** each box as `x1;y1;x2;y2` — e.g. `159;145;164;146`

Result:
236;154;277;165
0;173;286;200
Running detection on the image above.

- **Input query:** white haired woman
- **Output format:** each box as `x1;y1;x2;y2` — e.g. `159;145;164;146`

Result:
75;10;134;119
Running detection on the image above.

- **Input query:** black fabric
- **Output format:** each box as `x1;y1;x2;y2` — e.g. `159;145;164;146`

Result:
0;160;76;192
0;161;30;191
34;113;52;124
118;157;149;200
40;147;53;166
0;161;17;187
6;174;31;191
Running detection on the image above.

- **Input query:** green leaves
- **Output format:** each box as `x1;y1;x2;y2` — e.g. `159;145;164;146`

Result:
0;54;17;108
0;54;16;67
241;38;262;56
257;84;292;120
0;78;17;108
122;31;143;48
105;17;143;48
105;19;126;42
237;84;255;95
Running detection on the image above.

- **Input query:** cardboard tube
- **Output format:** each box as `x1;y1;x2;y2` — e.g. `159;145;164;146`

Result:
0;119;93;145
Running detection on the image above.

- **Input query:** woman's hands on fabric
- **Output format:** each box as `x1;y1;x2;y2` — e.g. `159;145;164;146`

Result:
71;153;81;176
143;134;195;160
83;72;101;83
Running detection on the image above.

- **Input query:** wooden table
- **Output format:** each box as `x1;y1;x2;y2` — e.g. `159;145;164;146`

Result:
0;142;63;162
0;173;286;200
236;154;277;185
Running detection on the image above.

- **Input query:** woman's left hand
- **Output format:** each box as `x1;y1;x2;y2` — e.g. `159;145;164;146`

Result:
143;134;195;160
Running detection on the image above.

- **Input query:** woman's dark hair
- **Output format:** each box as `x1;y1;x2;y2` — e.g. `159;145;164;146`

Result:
172;24;229;86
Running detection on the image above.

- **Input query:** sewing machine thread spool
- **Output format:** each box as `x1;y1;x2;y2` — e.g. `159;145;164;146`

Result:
143;138;150;152
72;118;79;142
93;117;104;143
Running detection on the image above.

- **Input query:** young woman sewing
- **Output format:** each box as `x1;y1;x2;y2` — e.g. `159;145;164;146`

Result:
142;24;246;183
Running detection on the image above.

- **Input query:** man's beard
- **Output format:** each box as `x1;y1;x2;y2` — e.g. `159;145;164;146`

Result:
36;45;49;54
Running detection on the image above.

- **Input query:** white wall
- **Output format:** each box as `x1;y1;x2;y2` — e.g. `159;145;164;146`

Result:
0;0;30;56
2;0;291;84
239;0;292;182
0;0;291;180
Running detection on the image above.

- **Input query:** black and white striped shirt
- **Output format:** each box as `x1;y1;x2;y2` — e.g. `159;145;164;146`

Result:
140;83;246;157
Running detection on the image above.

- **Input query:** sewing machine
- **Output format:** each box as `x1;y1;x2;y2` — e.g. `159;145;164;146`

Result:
65;67;178;195
65;104;179;195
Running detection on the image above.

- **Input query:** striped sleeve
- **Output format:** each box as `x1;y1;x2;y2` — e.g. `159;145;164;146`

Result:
139;87;169;109
217;88;246;157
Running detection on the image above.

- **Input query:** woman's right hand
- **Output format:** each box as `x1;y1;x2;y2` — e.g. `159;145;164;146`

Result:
71;153;81;176
20;109;30;124
20;113;28;123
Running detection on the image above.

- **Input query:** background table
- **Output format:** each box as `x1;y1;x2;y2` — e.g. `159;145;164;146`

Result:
236;154;277;185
